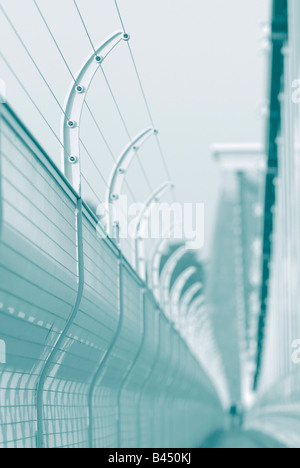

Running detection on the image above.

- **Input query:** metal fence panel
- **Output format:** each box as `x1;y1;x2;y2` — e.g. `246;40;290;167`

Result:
91;263;143;448
0;105;224;448
119;293;158;448
139;314;171;448
0;108;78;448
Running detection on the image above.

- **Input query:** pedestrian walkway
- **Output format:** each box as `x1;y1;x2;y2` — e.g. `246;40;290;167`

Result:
201;430;287;449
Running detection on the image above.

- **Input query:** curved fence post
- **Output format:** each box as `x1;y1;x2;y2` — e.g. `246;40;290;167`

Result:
147;238;165;293
169;267;197;322
36;197;85;448
106;128;157;241
177;283;203;330
87;253;124;448
159;245;187;315
116;288;146;447
61;31;125;193
147;234;183;300
136;308;161;448
133;182;173;278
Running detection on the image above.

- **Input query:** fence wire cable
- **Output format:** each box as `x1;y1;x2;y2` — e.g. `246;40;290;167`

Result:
0;4;69;120
73;0;155;194
113;0;176;201
0;52;68;158
73;0;97;56
33;0;78;85
32;0;137;203
100;65;154;193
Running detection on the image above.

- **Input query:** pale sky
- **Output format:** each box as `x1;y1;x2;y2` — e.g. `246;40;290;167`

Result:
0;0;271;257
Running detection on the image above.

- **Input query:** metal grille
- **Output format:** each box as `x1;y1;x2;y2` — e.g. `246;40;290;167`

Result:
0;111;78;448
91;264;143;448
0;105;224;448
119;294;158;448
40;216;120;448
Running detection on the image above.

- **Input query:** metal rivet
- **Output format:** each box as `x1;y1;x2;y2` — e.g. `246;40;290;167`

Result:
154;129;159;135
111;194;119;201
118;168;125;174
67;120;76;128
68;155;78;164
95;55;103;63
75;85;85;94
123;33;130;42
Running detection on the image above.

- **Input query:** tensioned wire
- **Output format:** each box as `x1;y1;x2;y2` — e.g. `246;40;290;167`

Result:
0;4;69;121
0;51;67;159
0;6;95;174
72;0;155;195
0;1;170;253
32;0;174;218
0;3;127;201
0;44;106;209
113;0;177;203
32;0;137;204
0;7;133;252
1;4;178;246
30;0;137;253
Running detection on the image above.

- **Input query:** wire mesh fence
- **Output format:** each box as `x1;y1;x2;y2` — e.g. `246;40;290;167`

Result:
0;104;224;448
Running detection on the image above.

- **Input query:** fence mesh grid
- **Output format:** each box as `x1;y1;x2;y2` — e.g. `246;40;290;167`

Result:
0;105;224;448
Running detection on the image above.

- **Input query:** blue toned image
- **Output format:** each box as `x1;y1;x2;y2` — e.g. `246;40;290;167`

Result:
0;0;297;451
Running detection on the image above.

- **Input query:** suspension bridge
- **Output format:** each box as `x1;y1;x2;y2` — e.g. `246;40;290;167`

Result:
0;0;299;449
